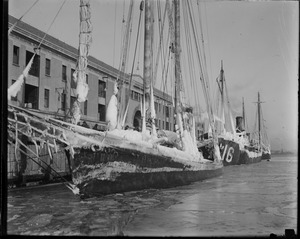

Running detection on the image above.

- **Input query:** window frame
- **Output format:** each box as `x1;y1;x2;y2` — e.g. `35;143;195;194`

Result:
62;65;67;82
13;45;19;65
45;58;51;76
44;89;50;108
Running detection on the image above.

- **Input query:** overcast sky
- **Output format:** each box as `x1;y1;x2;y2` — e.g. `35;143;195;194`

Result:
8;0;298;152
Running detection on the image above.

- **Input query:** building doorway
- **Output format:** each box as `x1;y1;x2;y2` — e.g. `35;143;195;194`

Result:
24;84;38;109
133;110;141;131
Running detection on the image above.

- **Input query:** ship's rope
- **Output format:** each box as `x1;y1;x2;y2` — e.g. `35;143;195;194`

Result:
8;0;39;35
122;0;144;127
185;0;216;142
8;0;67;101
153;0;167;86
8;139;78;194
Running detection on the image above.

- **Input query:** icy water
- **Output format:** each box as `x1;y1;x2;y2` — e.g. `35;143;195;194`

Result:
7;156;297;237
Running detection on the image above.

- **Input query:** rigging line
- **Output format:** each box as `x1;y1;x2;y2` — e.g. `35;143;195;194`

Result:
186;1;205;83
184;2;203;116
8;138;72;187
158;4;168;93
186;0;215;139
37;0;67;50
8;0;39;35
136;7;143;72
194;1;210;92
117;0;134;84
153;0;167;86
161;33;171;93
113;0;117;68
201;0;214;92
122;0;144;126
224;76;236;133
159;25;169;91
182;2;193;106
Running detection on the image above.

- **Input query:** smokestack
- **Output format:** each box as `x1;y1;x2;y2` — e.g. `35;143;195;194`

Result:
236;116;244;132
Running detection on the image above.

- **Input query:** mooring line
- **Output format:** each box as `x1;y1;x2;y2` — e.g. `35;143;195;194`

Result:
7;139;79;195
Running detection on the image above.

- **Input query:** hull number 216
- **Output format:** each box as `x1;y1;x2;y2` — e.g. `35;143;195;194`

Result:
220;143;234;163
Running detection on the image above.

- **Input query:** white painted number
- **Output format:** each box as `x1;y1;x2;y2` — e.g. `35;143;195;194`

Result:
225;147;234;163
220;143;234;163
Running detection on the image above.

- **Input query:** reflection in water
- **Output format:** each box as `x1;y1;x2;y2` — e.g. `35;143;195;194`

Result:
7;156;297;236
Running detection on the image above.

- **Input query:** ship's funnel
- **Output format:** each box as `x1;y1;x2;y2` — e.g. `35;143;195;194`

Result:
236;116;244;132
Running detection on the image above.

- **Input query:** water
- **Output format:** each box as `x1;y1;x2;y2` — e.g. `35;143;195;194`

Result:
7;156;297;236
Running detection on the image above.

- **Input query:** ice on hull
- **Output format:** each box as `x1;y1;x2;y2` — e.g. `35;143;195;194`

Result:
239;150;261;165
71;147;223;198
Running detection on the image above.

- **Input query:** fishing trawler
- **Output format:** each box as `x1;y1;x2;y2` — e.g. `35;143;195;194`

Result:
198;62;262;166
8;0;223;198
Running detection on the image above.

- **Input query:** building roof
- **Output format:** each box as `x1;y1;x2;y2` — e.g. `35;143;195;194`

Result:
8;15;129;79
8;15;173;104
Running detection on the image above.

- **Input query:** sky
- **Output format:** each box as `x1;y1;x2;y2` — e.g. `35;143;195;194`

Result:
8;0;298;152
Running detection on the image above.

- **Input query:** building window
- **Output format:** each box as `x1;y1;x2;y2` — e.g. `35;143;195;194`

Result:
26;51;40;77
165;106;169;118
155;102;158;112
45;58;51;76
62;65;67;82
84;100;88;115
61;93;66;110
13;46;19;65
11;79;18;101
44;89;49;108
166;121;169;130
71;69;76;89
98;80;106;98
70;96;76;107
98;104;106;121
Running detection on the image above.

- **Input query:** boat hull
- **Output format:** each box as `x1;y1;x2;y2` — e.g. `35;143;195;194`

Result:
261;152;271;160
218;138;241;166
239;150;262;164
218;137;262;166
70;146;223;198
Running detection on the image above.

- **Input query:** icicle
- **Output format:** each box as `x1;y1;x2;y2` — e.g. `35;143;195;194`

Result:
8;55;34;101
14;112;18;162
150;83;157;137
70;146;75;158
106;82;118;131
66;183;80;195
32;139;39;157
46;140;53;160
53;138;58;153
141;96;146;134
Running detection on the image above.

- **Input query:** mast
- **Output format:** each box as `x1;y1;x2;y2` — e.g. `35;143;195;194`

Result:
216;60;225;133
174;0;184;135
242;97;245;130
253;91;264;148
142;0;153;133
70;0;92;125
257;92;261;147
117;0;134;129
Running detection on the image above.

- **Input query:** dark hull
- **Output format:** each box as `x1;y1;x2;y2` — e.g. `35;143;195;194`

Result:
218;137;261;166
218;138;241;166
239;150;262;164
71;146;223;198
262;153;271;160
